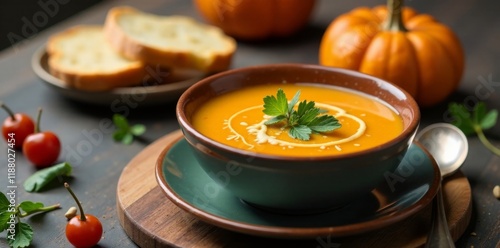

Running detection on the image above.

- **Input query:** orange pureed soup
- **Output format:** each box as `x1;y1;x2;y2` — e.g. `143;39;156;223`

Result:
192;83;404;157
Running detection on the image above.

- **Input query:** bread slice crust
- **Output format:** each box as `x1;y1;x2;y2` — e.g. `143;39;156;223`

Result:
47;25;147;91
104;6;236;73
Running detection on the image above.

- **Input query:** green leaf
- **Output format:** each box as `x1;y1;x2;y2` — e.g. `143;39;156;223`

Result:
298;104;320;125
17;202;44;216
448;101;500;156
113;129;127;141
23;162;72;192
287;90;301;113
130;124;146;136
8;222;33;248
264;115;286;125
288;111;300;126
318;108;328;114
0;192;13;232
0;192;8;211
309;115;342;133
0;211;11;233
0;194;58;248
479;109;498;130
113;114;129;130
448;102;475;135
121;133;134;145
289;125;312;140
473;102;487;125
263;89;288;116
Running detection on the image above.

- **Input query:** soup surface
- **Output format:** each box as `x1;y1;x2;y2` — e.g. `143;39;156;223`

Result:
191;83;404;157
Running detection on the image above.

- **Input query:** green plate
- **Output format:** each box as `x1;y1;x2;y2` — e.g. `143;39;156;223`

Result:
156;138;440;238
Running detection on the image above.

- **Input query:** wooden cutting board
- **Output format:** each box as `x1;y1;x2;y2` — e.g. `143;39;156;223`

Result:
116;130;472;248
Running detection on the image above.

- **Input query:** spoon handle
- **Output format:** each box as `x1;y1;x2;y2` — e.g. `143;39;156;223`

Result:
425;186;456;248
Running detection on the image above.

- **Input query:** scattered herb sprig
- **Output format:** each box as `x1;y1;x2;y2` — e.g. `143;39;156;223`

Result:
0;192;60;248
263;89;341;140
112;114;146;145
449;102;500;156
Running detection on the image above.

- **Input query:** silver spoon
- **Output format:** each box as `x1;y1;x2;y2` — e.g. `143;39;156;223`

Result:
415;123;469;248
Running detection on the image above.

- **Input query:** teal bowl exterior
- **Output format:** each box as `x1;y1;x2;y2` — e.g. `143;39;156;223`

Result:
181;131;410;212
176;64;420;212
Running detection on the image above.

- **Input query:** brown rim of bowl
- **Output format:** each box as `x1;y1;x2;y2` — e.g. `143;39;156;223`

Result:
176;63;420;162
154;135;440;238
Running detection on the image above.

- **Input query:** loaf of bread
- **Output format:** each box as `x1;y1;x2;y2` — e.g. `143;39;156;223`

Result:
47;25;147;91
104;6;236;73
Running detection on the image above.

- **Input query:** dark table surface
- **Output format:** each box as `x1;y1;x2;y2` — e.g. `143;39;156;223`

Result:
0;0;499;247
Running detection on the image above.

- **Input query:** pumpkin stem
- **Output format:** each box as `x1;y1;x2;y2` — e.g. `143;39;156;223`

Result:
383;0;407;32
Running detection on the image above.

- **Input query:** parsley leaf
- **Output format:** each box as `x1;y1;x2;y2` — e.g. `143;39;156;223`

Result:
449;102;500;156
289;125;312;140
112;114;146;145
0;192;60;248
296;100;318;125
0;193;10;232
263;89;288;117
18;202;44;216
476;102;498;129
263;89;342;140
288;90;301;113
8;222;32;248
448;102;475;135
309;115;341;133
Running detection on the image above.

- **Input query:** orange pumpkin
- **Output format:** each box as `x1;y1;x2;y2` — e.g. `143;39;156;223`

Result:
319;0;464;107
193;0;316;40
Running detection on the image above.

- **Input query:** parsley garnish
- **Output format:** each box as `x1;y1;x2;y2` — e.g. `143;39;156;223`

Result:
0;192;60;248
449;102;500;156
263;89;341;140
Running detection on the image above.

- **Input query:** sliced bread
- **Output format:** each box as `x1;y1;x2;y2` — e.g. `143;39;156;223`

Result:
103;6;236;73
47;25;147;91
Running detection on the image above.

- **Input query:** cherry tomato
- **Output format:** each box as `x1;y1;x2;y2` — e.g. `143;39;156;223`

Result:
66;214;103;248
23;131;61;167
22;108;61;168
65;183;103;248
1;102;35;149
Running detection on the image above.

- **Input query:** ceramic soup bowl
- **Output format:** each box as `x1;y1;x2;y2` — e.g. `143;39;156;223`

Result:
176;64;420;213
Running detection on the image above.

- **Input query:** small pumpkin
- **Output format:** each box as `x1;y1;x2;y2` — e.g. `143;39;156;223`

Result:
193;0;316;40
319;0;464;107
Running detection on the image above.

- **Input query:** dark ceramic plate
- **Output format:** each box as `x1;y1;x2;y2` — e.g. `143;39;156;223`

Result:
155;136;440;238
31;45;206;106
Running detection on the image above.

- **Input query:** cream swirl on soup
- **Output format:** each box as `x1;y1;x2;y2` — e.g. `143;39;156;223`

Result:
224;103;366;149
192;83;402;157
